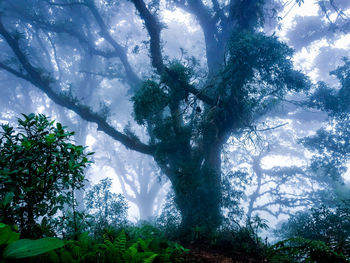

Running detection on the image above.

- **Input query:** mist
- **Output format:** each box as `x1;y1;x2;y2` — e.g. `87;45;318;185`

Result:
1;0;350;262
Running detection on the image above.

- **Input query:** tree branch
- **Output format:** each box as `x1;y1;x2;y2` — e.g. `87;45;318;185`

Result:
0;61;30;81
84;1;141;87
0;18;154;155
164;67;216;105
175;0;224;74
130;0;164;74
8;1;140;88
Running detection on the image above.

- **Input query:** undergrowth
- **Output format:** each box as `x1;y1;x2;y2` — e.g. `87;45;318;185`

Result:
0;223;190;263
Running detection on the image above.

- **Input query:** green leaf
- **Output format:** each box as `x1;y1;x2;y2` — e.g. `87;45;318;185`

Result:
27;113;36;120
144;253;158;263
4;237;65;258
48;206;60;216
0;223;20;246
21;140;32;149
115;230;126;253
1;192;15;207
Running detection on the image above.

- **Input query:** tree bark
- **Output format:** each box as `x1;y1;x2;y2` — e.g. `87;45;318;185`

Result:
22;203;37;238
164;142;223;241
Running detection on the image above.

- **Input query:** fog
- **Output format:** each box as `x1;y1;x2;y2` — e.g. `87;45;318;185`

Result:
1;1;350;260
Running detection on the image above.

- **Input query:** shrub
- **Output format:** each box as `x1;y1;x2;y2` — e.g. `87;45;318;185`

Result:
0;113;92;238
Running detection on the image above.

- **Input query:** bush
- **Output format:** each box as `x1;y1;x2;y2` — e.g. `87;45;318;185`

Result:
0;113;92;238
268;237;348;263
277;203;350;257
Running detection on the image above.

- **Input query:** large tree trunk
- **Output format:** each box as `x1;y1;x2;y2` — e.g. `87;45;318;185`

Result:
138;198;154;221
169;143;223;241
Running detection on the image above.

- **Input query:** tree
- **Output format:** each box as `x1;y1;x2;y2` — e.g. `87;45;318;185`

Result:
0;0;309;240
223;122;322;221
131;29;309;238
274;52;350;262
93;136;167;220
0;113;92;238
85;178;128;233
302;58;350;205
278;202;350;257
285;0;350;84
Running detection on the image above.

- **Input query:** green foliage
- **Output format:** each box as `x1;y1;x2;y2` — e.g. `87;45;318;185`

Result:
268;237;349;263
214;216;269;259
314;57;350;114
227;31;302;89
0;222;64;261
277;203;350;257
3;237;64;259
84;178;128;237
222;31;309;125
0;223;20;247
156;191;181;238
23;225;190;263
161;61;193;92
305;58;350;185
50;209;91;240
132;80;169;125
0;113;92;238
122;224;190;263
46;178;128;240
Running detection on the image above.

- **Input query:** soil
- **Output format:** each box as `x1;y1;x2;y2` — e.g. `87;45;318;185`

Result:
184;246;267;263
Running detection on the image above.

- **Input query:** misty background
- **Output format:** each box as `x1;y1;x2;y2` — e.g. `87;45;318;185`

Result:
0;0;349;239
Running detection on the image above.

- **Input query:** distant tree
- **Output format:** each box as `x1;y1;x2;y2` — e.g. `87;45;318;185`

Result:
0;113;92;238
94;137;166;221
278;201;350;257
223;128;318;220
84;178;128;234
303;58;350;205
276;56;350;259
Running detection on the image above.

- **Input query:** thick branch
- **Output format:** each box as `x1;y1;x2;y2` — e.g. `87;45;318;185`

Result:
131;0;164;74
176;0;224;74
0;61;30;81
84;1;140;87
164;67;216;105
8;1;140;88
0;18;153;155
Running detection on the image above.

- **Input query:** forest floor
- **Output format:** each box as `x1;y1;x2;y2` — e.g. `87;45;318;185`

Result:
185;246;266;263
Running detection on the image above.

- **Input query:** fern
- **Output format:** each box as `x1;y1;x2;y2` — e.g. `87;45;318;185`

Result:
6;224;190;263
144;253;158;263
114;230;127;253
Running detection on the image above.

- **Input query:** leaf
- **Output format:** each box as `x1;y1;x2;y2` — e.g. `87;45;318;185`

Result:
0;223;19;246
115;230;126;253
1;192;15;207
56;122;62;130
48;206;60;216
144;253;158;263
3;237;65;258
128;243;138;257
